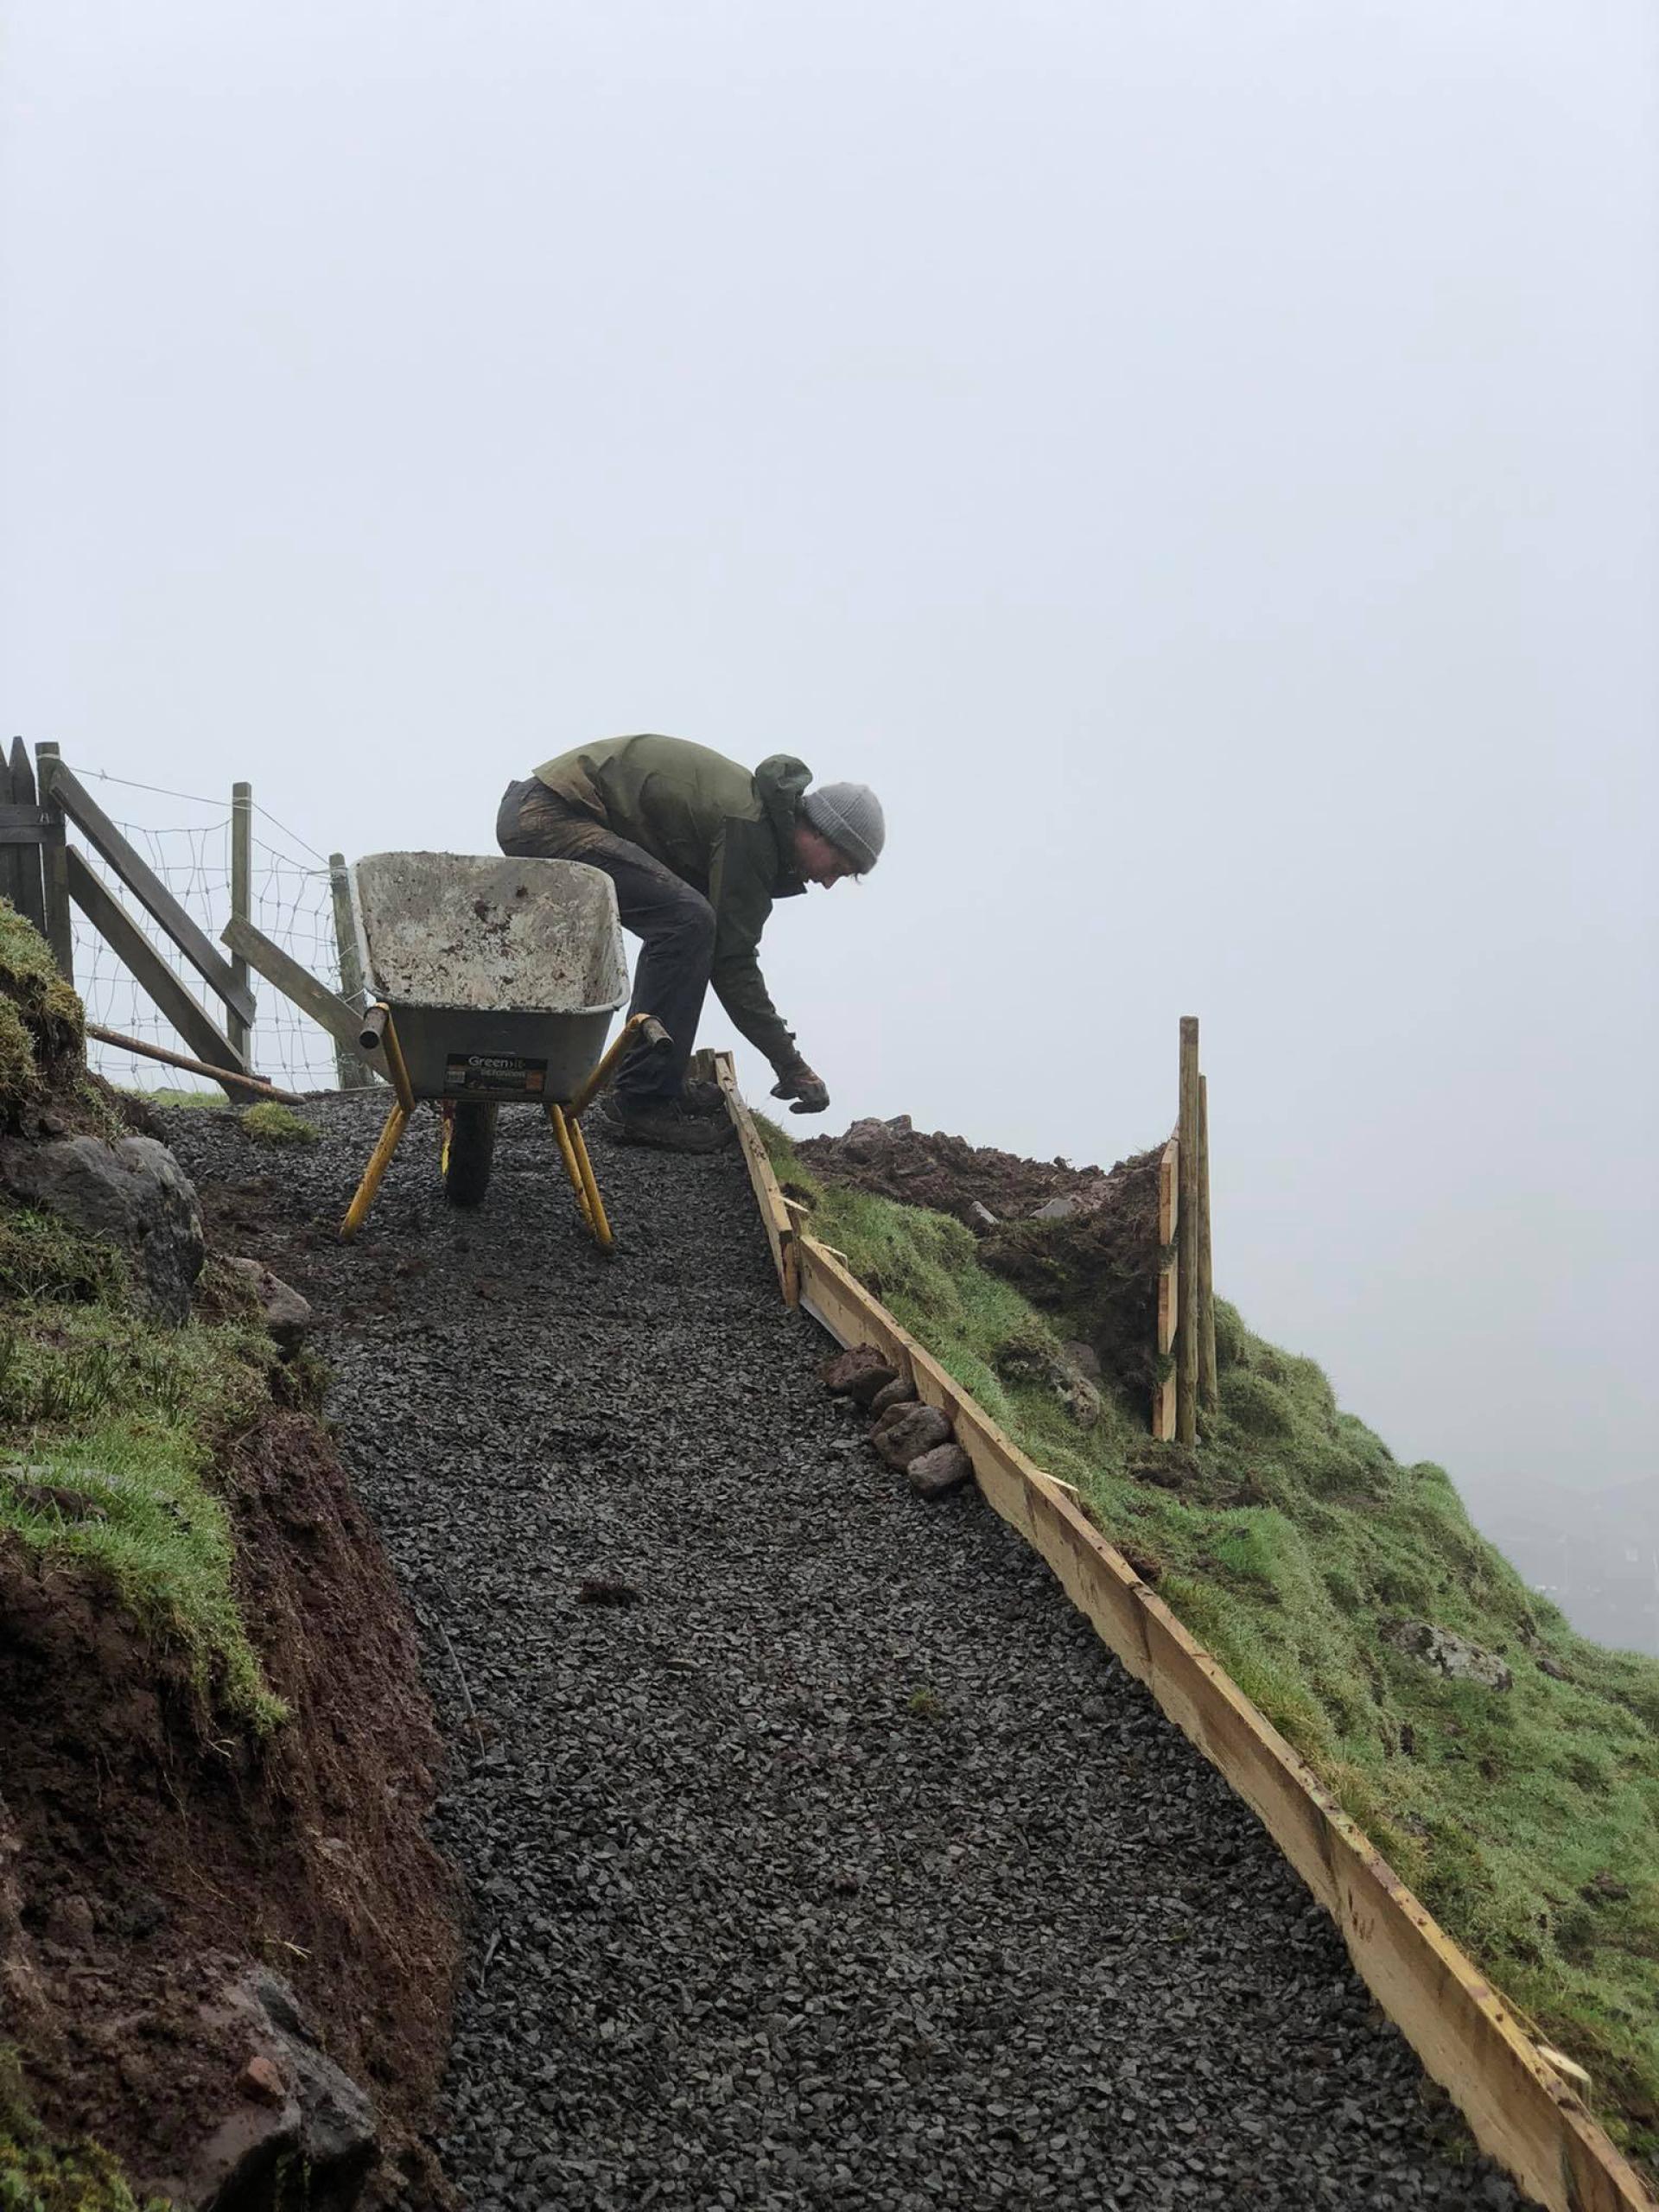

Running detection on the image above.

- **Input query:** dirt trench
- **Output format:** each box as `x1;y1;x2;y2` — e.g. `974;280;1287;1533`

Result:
162;1094;1533;2212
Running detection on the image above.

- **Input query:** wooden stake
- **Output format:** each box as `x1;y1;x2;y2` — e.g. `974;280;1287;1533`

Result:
1176;1016;1200;1446
1198;1072;1218;1409
1154;1135;1179;1440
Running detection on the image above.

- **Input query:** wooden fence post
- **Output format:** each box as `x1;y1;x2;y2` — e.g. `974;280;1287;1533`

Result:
229;782;253;1070
1177;1016;1201;1446
328;855;375;1090
1198;1072;1218;1409
2;739;47;934
34;744;74;984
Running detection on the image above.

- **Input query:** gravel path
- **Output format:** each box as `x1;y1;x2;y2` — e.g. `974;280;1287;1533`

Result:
163;1092;1530;2212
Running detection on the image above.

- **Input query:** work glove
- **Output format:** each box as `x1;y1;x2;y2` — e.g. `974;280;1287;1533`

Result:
772;1064;830;1116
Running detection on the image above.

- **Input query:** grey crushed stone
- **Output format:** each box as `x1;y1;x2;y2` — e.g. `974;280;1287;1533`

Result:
162;1090;1535;2211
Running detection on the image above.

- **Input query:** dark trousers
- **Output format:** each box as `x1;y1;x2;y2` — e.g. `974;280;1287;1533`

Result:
496;778;714;1104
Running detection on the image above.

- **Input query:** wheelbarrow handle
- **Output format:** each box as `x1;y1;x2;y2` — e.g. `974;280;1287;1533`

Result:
357;1001;416;1114
567;1013;672;1119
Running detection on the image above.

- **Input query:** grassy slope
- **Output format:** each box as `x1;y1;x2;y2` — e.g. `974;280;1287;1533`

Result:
761;1117;1659;2158
0;905;287;1726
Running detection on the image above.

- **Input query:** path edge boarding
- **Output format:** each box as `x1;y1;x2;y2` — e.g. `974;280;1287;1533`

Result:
709;1054;1656;2212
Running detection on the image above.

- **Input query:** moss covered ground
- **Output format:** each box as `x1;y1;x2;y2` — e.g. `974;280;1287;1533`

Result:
0;1209;285;1732
0;904;285;1728
240;1100;318;1146
761;1116;1659;2161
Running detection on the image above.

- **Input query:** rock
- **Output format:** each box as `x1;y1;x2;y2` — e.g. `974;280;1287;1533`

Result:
1062;1340;1103;1384
995;1334;1103;1431
873;1404;953;1471
1536;1654;1571;1681
907;1444;974;1500
224;1255;314;1356
175;1967;378;2210
240;2054;287;2107
871;1399;920;1440
868;1376;918;1416
0;1134;204;1323
820;1345;899;1406
1030;1194;1081;1222
967;1200;999;1230
1382;1620;1513;1691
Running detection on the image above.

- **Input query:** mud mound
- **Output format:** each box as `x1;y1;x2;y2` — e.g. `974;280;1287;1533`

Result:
800;1114;1168;1403
978;1146;1166;1401
0;1408;460;2209
797;1114;1116;1230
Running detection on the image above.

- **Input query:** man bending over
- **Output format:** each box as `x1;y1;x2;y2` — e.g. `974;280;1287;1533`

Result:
496;735;884;1154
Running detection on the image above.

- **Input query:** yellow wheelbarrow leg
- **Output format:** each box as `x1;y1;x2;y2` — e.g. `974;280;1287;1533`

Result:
341;1100;410;1240
547;1103;594;1234
567;1114;613;1252
546;1103;614;1251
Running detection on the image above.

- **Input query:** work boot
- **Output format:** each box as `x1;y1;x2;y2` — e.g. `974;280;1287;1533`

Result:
600;1079;726;1127
605;1095;736;1154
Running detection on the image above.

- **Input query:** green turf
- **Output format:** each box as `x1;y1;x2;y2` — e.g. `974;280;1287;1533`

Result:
0;1230;286;1728
760;1115;1659;2159
117;1085;226;1109
240;1100;318;1146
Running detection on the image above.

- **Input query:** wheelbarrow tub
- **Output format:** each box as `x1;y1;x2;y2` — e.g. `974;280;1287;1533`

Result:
348;852;629;1103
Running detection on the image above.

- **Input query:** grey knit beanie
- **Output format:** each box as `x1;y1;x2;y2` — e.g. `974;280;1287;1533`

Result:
801;781;886;874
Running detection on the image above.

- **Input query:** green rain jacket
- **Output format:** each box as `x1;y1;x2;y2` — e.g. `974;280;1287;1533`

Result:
532;734;810;1071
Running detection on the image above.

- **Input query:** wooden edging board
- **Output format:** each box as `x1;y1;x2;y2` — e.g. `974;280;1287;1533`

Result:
715;1065;1654;2212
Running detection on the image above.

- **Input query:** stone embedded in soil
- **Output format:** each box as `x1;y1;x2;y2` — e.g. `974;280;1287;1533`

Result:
224;1255;314;1356
906;1443;974;1499
819;1344;899;1405
868;1376;918;1416
995;1335;1103;1431
0;1134;204;1323
873;1404;953;1471
240;2054;287;2106
1382;1619;1514;1691
1030;1193;1083;1221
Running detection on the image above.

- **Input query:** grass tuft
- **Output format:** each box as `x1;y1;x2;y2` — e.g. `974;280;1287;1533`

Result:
241;1101;318;1146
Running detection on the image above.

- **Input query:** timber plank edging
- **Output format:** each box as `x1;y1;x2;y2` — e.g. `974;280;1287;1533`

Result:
715;1063;1656;2212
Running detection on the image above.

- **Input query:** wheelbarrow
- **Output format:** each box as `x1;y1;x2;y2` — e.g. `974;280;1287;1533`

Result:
337;851;664;1250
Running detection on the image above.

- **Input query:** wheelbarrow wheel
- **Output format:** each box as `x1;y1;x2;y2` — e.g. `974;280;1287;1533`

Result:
443;1102;498;1208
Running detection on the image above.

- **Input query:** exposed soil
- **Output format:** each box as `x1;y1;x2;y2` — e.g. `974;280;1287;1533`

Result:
798;1116;1169;1403
794;1116;1119;1229
0;1408;461;2208
978;1146;1167;1402
157;1090;1535;2212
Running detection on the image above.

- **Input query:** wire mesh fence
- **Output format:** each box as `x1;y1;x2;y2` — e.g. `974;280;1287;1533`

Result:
63;766;350;1096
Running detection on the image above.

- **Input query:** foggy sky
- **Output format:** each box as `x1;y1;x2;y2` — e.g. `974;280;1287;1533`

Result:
3;2;1655;1644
